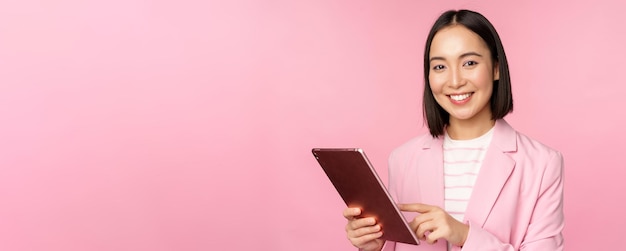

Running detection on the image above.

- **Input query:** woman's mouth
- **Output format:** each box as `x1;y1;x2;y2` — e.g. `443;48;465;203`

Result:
448;93;473;104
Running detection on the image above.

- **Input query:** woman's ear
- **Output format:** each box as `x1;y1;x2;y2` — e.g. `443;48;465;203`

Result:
494;61;500;81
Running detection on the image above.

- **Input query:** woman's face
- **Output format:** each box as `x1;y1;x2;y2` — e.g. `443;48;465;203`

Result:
428;25;499;124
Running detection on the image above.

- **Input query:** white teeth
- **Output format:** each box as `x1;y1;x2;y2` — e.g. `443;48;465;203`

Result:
450;93;471;101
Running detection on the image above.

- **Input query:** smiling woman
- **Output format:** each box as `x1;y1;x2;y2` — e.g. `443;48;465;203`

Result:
1;0;624;250
428;25;499;140
342;9;563;251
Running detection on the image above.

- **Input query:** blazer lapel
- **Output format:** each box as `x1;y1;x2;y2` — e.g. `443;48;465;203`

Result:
418;136;445;208
463;120;517;227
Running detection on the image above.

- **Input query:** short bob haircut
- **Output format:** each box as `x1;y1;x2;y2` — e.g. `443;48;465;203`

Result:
423;9;513;137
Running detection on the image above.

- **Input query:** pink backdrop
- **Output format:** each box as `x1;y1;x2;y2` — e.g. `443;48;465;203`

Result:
1;0;624;250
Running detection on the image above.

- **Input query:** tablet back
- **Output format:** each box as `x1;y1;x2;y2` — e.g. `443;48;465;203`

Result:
312;148;419;245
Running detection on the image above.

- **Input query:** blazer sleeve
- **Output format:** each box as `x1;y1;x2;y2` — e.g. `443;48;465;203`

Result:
461;151;565;251
380;241;396;251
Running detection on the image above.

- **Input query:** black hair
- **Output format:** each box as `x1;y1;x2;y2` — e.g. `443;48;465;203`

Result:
423;9;513;137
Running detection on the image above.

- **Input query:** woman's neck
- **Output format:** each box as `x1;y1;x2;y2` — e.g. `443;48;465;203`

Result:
447;114;496;140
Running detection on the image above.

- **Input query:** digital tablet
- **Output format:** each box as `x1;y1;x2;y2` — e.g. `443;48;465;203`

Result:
312;148;419;245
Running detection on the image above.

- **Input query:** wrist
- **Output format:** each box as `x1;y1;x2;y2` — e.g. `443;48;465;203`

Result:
359;240;384;251
457;223;469;247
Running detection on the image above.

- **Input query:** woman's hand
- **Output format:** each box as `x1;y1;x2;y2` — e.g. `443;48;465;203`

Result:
343;207;385;251
398;203;469;247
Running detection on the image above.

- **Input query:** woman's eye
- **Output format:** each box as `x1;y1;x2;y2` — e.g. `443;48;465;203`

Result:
463;61;478;67
432;65;445;70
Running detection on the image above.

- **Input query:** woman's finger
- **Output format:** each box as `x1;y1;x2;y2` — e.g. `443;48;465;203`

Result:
398;203;433;213
349;230;384;245
415;220;435;240
342;207;361;220
349;223;381;238
347;217;377;232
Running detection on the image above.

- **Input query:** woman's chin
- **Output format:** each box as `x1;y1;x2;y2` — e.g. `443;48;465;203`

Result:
448;112;476;121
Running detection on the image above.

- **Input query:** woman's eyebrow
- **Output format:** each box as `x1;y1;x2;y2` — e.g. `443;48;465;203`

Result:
429;56;446;62
429;52;483;62
460;52;483;58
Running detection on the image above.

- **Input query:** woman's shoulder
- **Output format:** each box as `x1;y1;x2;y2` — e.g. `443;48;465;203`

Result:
495;119;561;158
509;126;564;190
389;133;436;160
387;134;435;177
513;130;561;158
506;125;564;175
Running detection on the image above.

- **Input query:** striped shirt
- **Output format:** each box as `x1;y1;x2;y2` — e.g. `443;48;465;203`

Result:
443;127;494;222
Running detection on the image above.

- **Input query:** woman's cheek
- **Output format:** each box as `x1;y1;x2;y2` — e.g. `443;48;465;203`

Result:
429;77;445;93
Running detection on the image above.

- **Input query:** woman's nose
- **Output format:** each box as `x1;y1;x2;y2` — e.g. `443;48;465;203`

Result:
449;68;464;88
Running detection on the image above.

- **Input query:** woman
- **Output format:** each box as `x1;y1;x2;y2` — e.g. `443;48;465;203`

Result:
343;9;564;251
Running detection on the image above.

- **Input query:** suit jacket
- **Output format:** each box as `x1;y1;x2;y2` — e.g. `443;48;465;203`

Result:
383;119;564;251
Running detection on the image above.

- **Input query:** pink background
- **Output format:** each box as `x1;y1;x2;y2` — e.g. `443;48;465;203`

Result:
1;0;624;250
